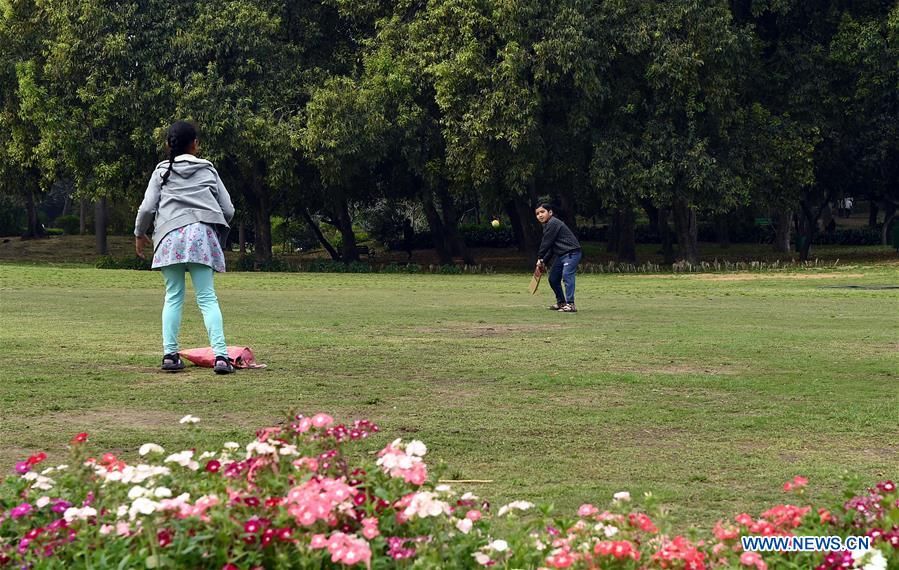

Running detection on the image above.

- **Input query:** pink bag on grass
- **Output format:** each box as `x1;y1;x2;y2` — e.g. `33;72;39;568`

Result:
179;346;267;369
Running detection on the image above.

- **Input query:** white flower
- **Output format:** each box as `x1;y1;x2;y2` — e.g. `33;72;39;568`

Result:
456;518;473;534
488;539;509;552
497;501;534;517
56;465;68;471
139;443;165;456
403;491;451;519
461;492;478;501
116;505;128;518
406;440;427;457
128;486;149;500
604;525;619;538
852;548;887;570
32;475;55;491
105;471;123;482
223;442;240;450
36;496;51;508
472;552;492;565
245;440;277;457
435;484;452;493
153;487;173;498
41;467;55;475
199;451;217;460
613;491;631;503
164;450;195;467
22;472;38;481
128;497;158;520
179;415;200;424
63;506;97;522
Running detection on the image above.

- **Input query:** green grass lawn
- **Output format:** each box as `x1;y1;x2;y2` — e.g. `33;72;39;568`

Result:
1;262;897;527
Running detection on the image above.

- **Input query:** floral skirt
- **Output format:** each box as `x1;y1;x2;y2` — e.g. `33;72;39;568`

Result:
152;222;226;273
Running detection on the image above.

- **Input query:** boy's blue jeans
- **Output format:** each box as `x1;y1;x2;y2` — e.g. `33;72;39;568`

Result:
548;250;582;304
160;263;227;357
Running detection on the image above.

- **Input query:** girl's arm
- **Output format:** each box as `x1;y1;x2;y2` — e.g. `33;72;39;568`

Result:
134;170;162;237
211;169;235;223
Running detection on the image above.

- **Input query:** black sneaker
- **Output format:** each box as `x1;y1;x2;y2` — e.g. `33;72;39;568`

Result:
213;356;235;375
161;353;185;372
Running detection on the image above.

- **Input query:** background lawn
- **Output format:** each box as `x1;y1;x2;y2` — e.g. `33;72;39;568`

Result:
0;262;897;526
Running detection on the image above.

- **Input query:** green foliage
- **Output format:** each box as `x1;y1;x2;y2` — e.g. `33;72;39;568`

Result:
95;255;151;270
53;214;80;235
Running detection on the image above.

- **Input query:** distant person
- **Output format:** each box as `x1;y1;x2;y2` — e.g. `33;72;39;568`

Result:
134;120;236;374
402;218;415;261
535;203;582;312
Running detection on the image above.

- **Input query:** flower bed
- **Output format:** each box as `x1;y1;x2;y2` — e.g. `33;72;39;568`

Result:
1;414;896;568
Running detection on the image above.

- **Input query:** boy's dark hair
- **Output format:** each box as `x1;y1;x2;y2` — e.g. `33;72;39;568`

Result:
536;202;555;212
161;121;197;186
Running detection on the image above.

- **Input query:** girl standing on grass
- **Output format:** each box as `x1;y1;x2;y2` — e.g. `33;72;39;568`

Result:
134;121;236;374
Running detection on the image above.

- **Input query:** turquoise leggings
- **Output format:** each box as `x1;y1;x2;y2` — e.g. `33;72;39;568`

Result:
161;263;227;357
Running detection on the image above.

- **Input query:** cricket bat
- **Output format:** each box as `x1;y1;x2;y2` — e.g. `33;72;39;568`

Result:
528;266;543;294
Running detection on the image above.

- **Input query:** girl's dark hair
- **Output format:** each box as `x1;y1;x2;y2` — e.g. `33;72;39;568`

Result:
160;121;197;186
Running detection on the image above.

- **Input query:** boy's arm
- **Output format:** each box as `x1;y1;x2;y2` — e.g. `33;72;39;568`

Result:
536;221;559;264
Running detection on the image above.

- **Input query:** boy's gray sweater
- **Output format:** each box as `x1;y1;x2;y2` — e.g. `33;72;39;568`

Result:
134;155;235;251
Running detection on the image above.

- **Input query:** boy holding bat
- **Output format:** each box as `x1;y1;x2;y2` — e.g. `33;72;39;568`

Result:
535;203;582;312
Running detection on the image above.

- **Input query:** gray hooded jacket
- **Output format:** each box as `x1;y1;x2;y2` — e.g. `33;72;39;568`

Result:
134;155;235;251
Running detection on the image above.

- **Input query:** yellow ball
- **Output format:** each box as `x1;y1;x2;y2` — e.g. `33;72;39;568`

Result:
491;219;500;228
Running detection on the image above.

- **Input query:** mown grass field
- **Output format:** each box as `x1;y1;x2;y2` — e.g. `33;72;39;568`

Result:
1;260;897;526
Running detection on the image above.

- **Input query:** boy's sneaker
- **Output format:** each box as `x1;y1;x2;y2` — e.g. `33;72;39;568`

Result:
213;356;235;375
547;302;566;310
161;353;185;372
558;303;577;313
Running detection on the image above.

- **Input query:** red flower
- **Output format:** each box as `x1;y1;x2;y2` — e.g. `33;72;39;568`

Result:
222;565;239;570
157;529;173;548
205;460;221;473
70;433;88;444
26;452;47;466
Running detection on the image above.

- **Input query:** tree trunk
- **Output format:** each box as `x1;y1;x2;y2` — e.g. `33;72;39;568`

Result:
513;197;541;255
300;208;339;260
882;202;897;245
438;187;475;265
641;199;659;231
61;197;71;217
422;192;452;264
243;170;272;263
335;200;358;262
672;198;700;264
239;220;247;255
659;207;675;264
615;205;637;264
23;190;45;239
868;201;879;227
79;198;86;235
797;200;816;261
606;210;618;253
716;213;730;249
773;209;791;253
558;193;578;233
504;200;525;252
94;197;108;254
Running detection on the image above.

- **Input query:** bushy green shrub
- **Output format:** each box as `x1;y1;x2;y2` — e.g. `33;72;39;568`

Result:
53;215;81;235
95;256;151;270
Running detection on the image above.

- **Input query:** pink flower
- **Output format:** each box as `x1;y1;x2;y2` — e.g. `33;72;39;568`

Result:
310;534;328;549
577;504;598;517
362;517;380;539
10;503;33;519
466;509;483;522
546;551;575;568
740;551;767;570
312;413;334;428
14;462;29;474
70;432;88;444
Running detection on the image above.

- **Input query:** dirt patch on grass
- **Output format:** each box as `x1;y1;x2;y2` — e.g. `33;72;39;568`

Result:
413;324;564;336
35;409;185;431
606;363;742;375
696;273;865;282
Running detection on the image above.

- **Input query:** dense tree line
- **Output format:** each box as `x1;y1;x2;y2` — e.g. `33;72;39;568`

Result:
1;0;896;263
